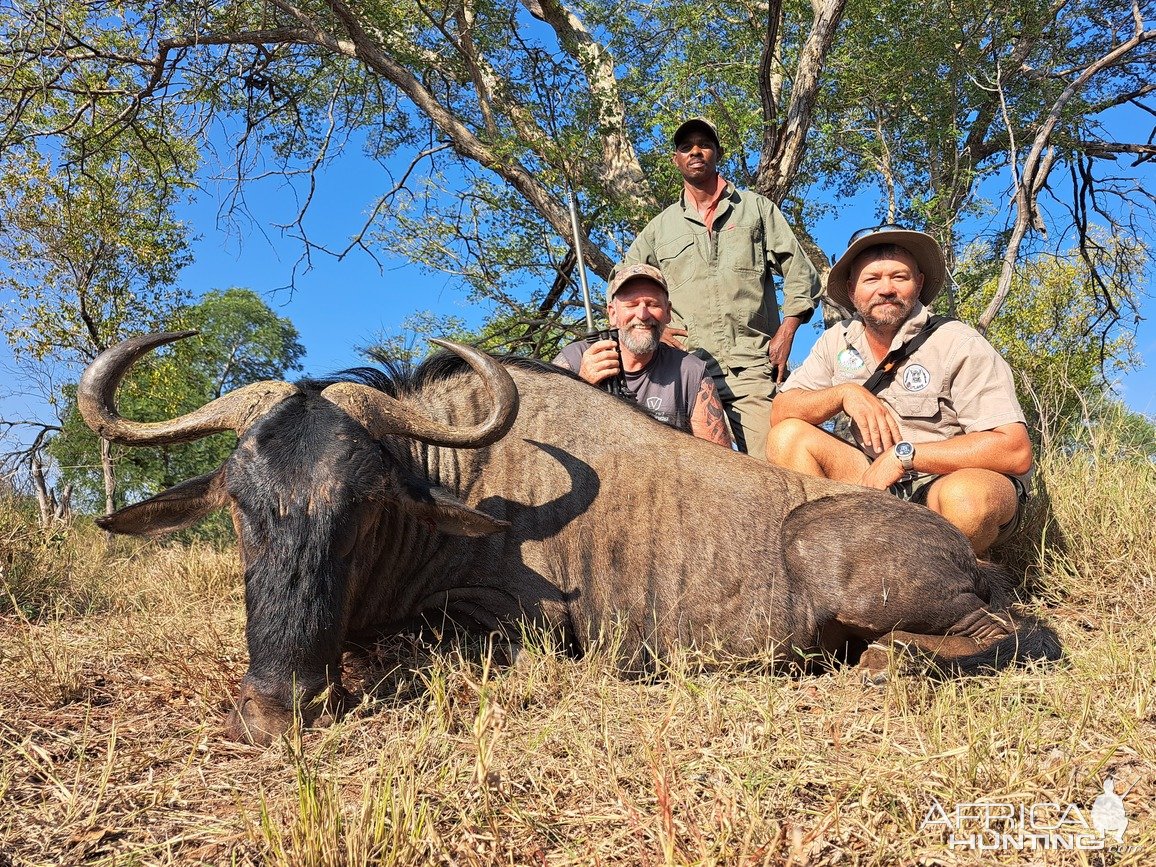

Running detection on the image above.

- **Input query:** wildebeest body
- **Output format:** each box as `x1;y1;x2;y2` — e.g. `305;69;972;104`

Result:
80;335;1060;743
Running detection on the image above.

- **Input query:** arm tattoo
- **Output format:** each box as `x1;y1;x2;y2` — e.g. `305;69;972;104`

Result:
691;378;733;447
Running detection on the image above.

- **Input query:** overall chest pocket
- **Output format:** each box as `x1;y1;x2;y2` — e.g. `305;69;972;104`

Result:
654;236;697;289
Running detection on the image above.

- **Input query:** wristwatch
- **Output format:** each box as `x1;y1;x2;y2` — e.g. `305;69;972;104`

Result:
894;441;915;472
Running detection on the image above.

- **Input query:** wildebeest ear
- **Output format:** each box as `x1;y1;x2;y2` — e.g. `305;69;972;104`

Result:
402;481;509;537
96;469;229;537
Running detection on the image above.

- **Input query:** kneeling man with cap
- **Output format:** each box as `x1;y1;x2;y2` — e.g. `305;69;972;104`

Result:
765;226;1032;556
553;263;733;448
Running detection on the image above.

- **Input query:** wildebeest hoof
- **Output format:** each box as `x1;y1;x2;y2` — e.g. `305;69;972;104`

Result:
858;644;894;686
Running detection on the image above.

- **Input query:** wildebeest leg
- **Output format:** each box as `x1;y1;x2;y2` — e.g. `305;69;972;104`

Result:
781;493;1062;677
858;606;1015;675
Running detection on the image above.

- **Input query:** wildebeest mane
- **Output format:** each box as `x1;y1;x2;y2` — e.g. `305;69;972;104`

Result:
298;364;406;398
299;348;568;399
411;349;556;388
408;349;682;425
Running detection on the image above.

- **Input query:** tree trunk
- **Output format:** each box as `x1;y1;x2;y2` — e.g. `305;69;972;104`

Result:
56;484;73;524
31;453;53;529
101;437;116;515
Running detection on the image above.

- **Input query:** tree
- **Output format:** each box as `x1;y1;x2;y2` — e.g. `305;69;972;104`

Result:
0;0;1150;361
0;0;849;352
808;0;1154;328
0;125;196;514
953;238;1142;440
47;287;305;535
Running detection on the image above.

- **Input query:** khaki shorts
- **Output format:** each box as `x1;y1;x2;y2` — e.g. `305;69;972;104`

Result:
889;474;1030;547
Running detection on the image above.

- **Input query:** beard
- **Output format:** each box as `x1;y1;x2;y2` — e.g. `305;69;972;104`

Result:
861;298;914;330
620;322;663;355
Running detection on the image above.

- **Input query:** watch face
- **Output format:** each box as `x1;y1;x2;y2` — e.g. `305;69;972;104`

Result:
895;442;914;458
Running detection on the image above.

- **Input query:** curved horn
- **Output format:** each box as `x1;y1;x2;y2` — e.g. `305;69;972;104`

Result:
321;339;519;448
78;331;297;445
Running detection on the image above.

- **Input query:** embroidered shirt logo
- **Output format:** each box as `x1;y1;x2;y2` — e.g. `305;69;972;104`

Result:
646;396;663;411
902;363;931;392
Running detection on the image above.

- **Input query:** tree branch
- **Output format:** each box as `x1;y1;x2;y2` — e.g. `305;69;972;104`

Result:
978;9;1156;333
755;0;847;202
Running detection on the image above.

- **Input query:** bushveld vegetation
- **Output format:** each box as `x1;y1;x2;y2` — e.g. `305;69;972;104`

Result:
1;401;1154;866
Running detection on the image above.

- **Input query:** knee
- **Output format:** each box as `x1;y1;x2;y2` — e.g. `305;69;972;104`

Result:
929;471;1017;529
765;417;817;464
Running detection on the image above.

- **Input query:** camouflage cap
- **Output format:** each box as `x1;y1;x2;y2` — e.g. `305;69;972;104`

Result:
606;263;668;306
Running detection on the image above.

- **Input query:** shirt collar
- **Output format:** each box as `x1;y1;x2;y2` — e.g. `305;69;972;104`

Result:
679;177;734;220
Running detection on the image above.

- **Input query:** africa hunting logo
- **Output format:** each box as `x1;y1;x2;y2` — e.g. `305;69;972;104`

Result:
919;780;1131;851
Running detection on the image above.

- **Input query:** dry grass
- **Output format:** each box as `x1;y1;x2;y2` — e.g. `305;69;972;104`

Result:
1;419;1154;866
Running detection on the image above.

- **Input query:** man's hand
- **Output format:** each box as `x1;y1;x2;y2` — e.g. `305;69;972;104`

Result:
661;325;687;351
578;339;622;385
859;449;906;490
767;315;802;384
840;383;903;456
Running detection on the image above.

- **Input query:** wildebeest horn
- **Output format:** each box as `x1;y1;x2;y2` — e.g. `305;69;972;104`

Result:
320;339;519;448
77;331;297;445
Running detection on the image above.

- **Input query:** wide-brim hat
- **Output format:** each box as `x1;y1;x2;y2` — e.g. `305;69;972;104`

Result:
606;263;668;306
826;227;946;310
671;117;720;149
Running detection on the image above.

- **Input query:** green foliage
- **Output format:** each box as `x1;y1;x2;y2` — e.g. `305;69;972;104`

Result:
0;148;194;367
47;288;305;538
0;1;201;364
171;287;307;396
810;0;1147;227
361;311;472;366
953;237;1143;441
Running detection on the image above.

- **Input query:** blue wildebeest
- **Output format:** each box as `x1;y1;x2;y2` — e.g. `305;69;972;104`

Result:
79;332;1061;744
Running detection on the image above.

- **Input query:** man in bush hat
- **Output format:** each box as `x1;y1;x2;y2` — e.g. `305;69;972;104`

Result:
553;263;733;447
765;226;1032;556
619;117;820;459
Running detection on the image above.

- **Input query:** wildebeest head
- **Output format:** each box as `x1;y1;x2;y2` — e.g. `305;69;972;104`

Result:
78;331;520;743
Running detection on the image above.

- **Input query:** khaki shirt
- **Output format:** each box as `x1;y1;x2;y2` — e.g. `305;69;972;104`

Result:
781;304;1030;481
621;184;820;379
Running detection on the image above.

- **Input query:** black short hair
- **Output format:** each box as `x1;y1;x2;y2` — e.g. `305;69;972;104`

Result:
851;243;923;274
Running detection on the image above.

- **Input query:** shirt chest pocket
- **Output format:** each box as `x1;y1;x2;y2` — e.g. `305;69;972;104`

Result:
654;236;697;289
720;225;762;273
889;394;941;422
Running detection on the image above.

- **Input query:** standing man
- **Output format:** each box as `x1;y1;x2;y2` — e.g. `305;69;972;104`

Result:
765;226;1032;556
553;264;732;447
620;117;821;457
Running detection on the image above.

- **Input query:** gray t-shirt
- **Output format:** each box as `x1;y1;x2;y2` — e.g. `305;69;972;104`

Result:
553;341;710;432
